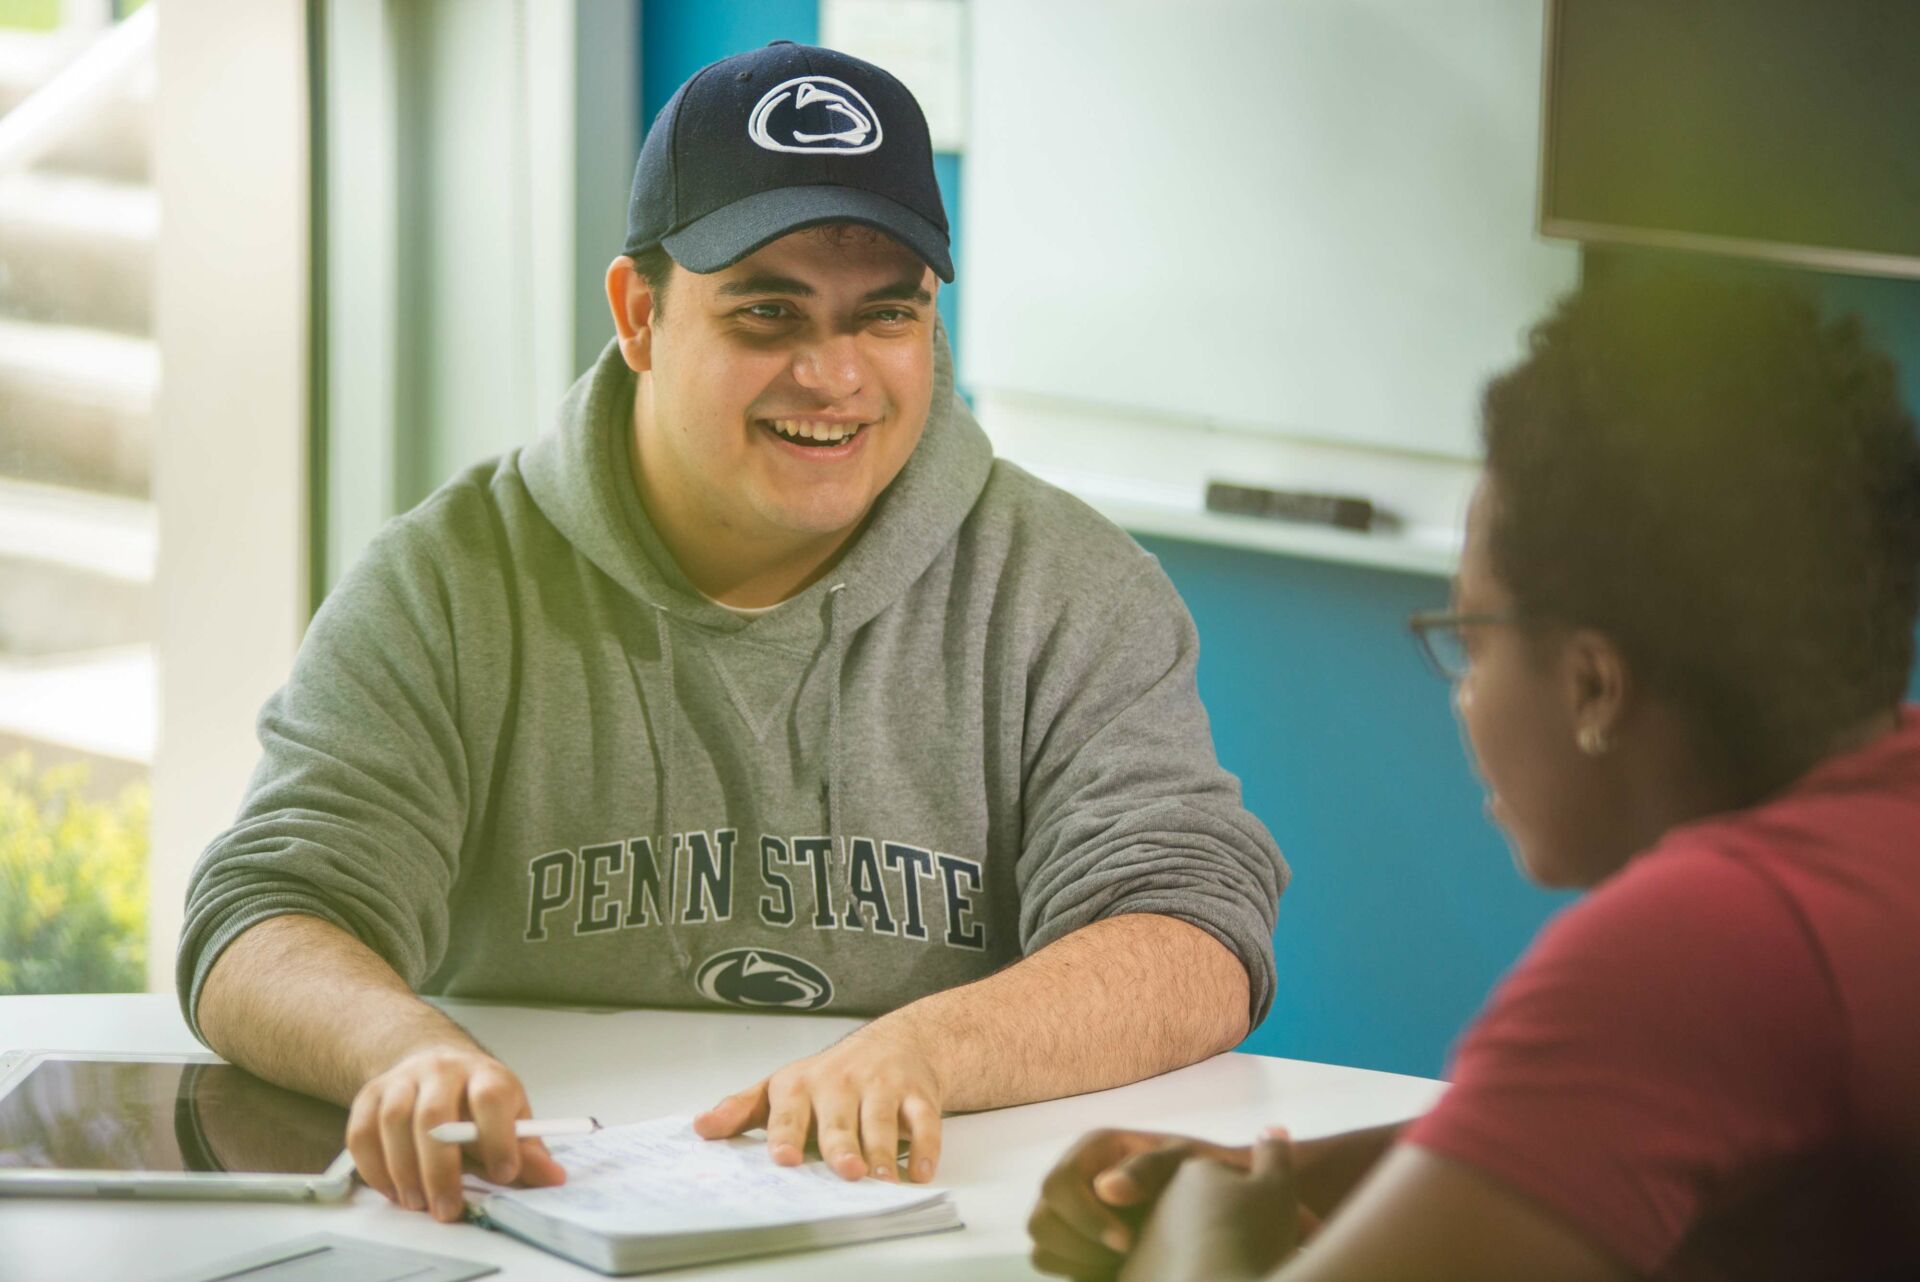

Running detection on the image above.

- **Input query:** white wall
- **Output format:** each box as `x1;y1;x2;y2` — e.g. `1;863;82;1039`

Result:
964;0;1576;459
960;0;1578;571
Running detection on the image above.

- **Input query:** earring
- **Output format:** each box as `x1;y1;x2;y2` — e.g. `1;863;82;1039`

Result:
1578;725;1610;756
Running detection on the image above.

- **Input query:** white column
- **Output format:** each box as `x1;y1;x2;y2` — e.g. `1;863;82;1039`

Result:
149;0;311;997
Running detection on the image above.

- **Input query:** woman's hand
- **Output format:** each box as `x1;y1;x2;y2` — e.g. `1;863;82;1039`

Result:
1118;1134;1300;1282
1029;1127;1321;1279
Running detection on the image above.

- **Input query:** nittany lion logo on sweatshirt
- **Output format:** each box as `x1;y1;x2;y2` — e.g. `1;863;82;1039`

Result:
695;948;835;1010
747;76;882;154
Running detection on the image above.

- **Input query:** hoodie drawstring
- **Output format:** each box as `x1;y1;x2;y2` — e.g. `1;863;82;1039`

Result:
638;605;694;977
825;583;852;908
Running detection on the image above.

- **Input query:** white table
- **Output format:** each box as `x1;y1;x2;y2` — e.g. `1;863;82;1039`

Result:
0;995;1444;1281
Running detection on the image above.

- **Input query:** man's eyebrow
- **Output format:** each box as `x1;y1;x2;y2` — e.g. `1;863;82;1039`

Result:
716;274;816;298
712;274;932;305
862;279;934;305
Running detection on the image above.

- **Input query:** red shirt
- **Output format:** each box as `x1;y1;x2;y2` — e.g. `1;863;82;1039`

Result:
1408;707;1920;1280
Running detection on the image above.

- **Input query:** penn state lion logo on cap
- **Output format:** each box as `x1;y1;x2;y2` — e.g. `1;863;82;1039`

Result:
747;76;883;155
694;948;835;1010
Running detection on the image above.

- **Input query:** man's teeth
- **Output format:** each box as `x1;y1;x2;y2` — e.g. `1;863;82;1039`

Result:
768;418;861;443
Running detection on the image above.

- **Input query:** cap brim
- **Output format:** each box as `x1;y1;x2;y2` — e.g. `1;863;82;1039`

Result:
661;185;954;283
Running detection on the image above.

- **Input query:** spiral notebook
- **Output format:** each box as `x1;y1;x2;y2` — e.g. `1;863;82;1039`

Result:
462;1115;962;1275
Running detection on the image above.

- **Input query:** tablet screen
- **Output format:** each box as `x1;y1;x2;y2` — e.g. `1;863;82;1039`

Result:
0;1057;348;1176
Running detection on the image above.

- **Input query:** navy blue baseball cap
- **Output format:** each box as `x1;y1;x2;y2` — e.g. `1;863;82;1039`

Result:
623;41;953;283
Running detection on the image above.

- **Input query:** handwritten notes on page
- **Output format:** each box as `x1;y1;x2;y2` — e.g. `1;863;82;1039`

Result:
482;1115;948;1236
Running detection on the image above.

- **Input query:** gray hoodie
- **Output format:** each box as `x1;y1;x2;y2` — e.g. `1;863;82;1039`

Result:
177;334;1288;1034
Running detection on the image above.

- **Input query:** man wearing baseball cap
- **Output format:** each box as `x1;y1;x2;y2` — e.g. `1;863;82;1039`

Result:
179;43;1286;1224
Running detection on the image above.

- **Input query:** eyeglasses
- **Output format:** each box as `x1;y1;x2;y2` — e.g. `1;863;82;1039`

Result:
1407;609;1529;680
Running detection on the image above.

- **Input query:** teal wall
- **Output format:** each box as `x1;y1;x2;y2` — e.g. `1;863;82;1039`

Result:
640;4;1920;1079
1133;540;1574;1075
642;0;817;117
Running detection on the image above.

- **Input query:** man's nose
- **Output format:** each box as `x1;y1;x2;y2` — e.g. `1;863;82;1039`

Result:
790;333;866;401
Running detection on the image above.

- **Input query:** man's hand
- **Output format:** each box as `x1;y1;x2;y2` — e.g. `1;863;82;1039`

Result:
1028;1128;1264;1279
345;1046;567;1222
692;1024;944;1183
1118;1135;1299;1282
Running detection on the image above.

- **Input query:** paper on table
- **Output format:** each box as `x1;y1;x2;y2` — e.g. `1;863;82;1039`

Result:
476;1115;948;1236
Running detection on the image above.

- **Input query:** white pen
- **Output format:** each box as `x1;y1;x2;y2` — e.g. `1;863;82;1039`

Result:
427;1116;602;1144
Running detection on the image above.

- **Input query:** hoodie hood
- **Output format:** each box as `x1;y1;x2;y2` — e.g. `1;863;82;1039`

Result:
520;320;991;641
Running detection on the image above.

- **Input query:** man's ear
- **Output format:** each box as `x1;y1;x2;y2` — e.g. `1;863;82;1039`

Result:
606;256;657;373
1562;628;1630;757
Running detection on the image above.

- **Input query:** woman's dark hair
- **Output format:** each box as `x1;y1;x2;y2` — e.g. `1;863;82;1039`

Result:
1481;268;1920;796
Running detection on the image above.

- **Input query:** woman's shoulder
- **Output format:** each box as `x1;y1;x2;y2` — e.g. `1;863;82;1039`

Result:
1524;839;1810;991
1636;716;1920;935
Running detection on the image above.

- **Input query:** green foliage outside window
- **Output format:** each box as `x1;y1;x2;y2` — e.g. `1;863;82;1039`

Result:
0;1;60;32
0;752;149;994
0;2;143;33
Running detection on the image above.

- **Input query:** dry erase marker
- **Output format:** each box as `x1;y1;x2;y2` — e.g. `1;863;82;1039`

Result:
428;1117;601;1144
1204;481;1382;532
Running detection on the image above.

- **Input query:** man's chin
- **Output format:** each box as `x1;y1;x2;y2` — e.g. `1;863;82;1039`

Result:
752;496;881;545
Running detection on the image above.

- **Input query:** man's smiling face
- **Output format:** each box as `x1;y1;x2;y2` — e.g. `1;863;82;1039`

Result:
635;225;938;550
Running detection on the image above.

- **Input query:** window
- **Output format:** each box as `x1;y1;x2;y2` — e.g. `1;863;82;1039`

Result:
2;0;310;998
0;0;157;993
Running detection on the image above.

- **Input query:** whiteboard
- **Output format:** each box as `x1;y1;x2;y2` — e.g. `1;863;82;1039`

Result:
959;0;1579;460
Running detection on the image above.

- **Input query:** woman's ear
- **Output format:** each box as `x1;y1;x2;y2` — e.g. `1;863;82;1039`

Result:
1562;628;1630;757
606;256;657;373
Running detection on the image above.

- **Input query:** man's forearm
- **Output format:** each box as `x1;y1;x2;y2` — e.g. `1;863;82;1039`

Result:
871;913;1251;1113
196;914;481;1107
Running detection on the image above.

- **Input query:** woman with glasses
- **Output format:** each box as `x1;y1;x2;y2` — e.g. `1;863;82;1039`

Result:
1026;269;1920;1282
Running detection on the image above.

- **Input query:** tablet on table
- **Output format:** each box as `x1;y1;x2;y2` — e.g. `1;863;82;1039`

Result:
0;1050;355;1202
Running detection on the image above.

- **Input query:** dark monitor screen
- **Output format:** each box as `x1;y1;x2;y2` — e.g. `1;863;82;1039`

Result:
0;1057;347;1176
1542;0;1920;272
